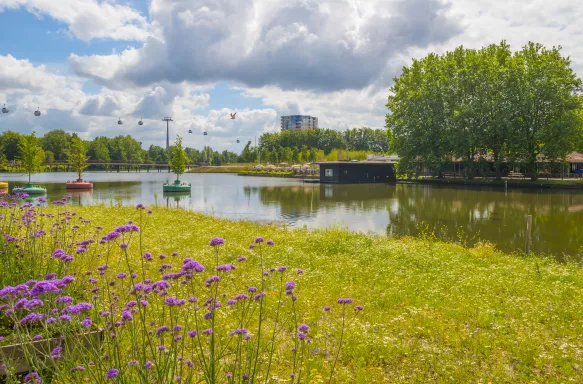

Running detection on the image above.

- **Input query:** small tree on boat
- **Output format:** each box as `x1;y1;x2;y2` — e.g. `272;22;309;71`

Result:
169;134;187;181
69;135;90;181
17;132;44;183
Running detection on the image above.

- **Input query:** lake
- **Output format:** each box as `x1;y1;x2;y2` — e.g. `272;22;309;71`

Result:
3;171;583;256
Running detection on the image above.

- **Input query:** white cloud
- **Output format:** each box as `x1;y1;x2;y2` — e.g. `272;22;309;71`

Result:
0;0;150;41
68;0;462;91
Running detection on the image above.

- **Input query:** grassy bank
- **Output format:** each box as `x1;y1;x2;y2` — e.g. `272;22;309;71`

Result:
238;170;295;178
2;203;582;382
188;164;254;173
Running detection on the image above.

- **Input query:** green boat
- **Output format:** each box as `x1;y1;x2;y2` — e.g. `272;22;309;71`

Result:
13;183;47;194
163;179;191;192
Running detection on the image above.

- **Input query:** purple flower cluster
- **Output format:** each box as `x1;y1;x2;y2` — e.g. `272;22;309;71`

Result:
209;237;225;246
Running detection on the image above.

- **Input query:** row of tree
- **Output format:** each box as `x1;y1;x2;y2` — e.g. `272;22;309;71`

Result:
258;127;391;154
386;41;583;180
0;127;391;167
0;130;241;166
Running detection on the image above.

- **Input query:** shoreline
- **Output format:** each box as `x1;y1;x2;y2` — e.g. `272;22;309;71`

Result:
400;178;583;189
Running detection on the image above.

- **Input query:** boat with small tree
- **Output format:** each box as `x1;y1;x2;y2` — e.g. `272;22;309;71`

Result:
65;135;93;189
13;132;47;194
163;135;191;192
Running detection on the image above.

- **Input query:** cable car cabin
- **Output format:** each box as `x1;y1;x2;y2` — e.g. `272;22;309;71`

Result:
317;161;396;184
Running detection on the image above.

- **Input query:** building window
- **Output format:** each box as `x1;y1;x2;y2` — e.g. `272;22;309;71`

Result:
325;168;334;177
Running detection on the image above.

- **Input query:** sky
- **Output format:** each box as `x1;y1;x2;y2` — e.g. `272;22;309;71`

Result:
0;0;582;152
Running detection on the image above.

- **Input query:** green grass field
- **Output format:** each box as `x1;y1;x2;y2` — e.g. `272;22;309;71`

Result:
35;205;583;383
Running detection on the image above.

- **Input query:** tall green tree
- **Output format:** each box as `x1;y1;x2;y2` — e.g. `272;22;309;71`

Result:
69;135;90;180
0;131;22;161
387;53;450;177
169;135;187;180
41;130;71;161
17;132;45;183
510;43;583;180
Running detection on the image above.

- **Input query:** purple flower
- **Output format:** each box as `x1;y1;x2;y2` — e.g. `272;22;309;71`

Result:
266;240;274;245
323;306;331;312
182;259;205;273
136;204;145;209
226;299;237;306
128;360;138;367
247;286;257;293
44;273;57;280
140;300;149;306
59;315;71;321
202;328;213;335
106;368;119;379
285;281;296;291
298;324;309;333
143;252;153;261
216;264;236;272
249;244;255;249
229;328;249;336
296;269;304;275
51;347;62;359
63;303;93;314
30;281;61;296
254;292;266;301
156;326;170;336
237;256;247;262
23;372;42;383
171;251;178;256
116;273;127;279
81;318;92;328
354;305;364;311
55;296;73;304
20;313;44;325
122;310;133;321
205;276;220;287
234;294;249;300
277;266;287;273
209;237;225;246
298;332;306;340
337;298;353;305
187;330;198;338
119;243;128;249
32;335;43;341
255;237;264;243
70;365;85;372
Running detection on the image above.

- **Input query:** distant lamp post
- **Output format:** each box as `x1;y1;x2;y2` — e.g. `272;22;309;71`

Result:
162;117;173;151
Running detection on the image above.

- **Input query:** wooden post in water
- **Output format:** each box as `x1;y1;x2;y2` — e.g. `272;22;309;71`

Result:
525;215;533;255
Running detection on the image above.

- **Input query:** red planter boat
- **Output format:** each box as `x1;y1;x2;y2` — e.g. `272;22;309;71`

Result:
65;179;94;189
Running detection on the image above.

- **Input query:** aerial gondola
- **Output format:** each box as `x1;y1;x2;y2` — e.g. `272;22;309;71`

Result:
2;104;8;114
138;119;143;126
236;138;240;143
118;118;123;125
188;129;192;133
34;107;41;117
203;131;208;136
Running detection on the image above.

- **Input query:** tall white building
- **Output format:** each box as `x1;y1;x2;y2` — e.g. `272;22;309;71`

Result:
280;115;318;131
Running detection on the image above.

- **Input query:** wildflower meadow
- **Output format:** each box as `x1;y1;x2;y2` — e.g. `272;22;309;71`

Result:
0;194;362;383
1;193;583;383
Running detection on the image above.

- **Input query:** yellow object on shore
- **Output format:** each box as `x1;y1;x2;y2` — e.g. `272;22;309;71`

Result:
0;181;8;189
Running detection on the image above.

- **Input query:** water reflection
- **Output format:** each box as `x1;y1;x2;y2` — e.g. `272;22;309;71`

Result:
2;172;582;255
163;192;191;209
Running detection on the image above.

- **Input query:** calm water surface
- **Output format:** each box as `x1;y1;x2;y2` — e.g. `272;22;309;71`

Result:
3;171;583;256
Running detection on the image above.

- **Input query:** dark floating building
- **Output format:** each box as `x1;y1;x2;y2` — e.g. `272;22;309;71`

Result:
317;160;397;184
